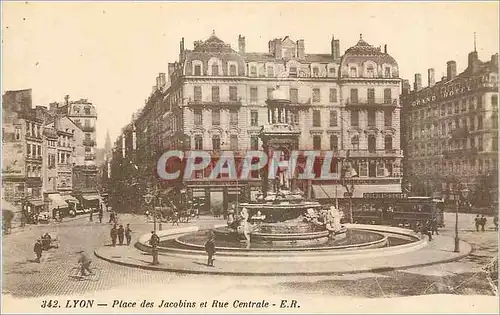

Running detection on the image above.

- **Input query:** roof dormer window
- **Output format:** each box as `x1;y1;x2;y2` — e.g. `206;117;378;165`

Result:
350;67;357;78
367;66;374;78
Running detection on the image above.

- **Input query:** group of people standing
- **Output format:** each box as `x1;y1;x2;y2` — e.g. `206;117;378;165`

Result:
474;214;496;232
110;223;132;246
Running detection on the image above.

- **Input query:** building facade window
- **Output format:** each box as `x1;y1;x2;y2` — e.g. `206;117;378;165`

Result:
194;136;203;150
194;109;202;126
250;111;258;126
211;86;220;102
250;136;259;150
366;66;374;78
230;135;238;151
477;96;482;109
350;89;358;103
477;115;483;130
492;95;498;108
212;109;220;126
384;110;392;127
329;88;337;103
313;110;321;127
330;135;338;150
385;136;393;151
313;135;321;150
350;67;357;77
194;65;201;75
229;86;238;101
368;110;376;127
289;66;297;78
290;88;298;103
312;88;321;103
368;135;376;153
312;67;319;77
351;110;359;127
230;109;239;125
194;86;202;102
212;135;221;150
229;65;237;76
250;87;258;103
211;64;219;76
351;135;360;150
329;110;338;127
385;67;391;78
384;88;392;104
267;66;274;77
492;113;498;129
367;88;375;103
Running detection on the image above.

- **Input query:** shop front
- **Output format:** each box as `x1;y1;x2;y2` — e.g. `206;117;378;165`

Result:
80;194;102;213
47;193;69;218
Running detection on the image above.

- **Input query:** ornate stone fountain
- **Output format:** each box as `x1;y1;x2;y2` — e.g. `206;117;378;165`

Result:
214;85;347;245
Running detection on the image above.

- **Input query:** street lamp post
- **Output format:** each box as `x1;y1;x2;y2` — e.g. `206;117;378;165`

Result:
144;192;159;265
144;193;155;231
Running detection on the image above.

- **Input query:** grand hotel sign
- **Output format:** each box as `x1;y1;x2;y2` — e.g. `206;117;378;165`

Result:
410;78;483;107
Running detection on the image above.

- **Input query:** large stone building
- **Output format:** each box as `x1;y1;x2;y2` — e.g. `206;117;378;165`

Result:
401;49;498;208
112;32;403;213
2;89;46;214
49;96;100;203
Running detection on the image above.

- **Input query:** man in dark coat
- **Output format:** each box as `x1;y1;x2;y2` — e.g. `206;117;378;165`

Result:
109;211;115;223
149;231;160;265
431;218;439;235
110;224;118;246
34;240;43;263
474;214;481;232
98;208;103;223
117;225;125;245
125;224;132;246
204;234;216;267
480;215;487;232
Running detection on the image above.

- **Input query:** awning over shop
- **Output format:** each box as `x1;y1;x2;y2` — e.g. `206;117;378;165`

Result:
313;184;402;199
27;200;45;207
2;199;20;212
48;194;69;208
82;194;101;201
63;195;79;203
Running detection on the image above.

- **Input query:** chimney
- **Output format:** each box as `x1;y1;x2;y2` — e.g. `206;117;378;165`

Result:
156;76;161;90
334;39;340;59
414;73;422;91
331;35;336;57
427;68;435;87
238;35;246;54
64;95;70;106
179;37;185;61
467;51;480;73
402;79;411;95
384;44;387;54
274;39;282;59
159;73;166;87
296;39;305;59
49;102;58;112
168;63;175;79
446;61;457;80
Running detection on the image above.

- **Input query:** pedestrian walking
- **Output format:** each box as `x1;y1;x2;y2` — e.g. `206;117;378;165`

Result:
34;240;43;263
125;224;132;245
109;211;115;223
89;209;93;222
172;211;180;226
480;215;487;232
494;215;498;232
110;224;118;246
117;225;125;245
474;214;480;232
98;209;103;223
431;217;439;235
421;222;432;241
204;233;216;267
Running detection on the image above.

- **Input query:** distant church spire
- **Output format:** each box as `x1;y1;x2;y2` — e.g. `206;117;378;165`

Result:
104;129;112;155
474;32;477;52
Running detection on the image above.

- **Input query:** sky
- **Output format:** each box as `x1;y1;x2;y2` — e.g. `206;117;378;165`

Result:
2;1;499;147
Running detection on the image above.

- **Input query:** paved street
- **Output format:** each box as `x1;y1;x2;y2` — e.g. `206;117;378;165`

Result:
2;211;498;300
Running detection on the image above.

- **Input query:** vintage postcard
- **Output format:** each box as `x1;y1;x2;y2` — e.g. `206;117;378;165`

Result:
1;1;499;314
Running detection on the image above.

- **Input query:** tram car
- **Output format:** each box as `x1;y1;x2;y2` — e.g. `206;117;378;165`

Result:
342;194;445;228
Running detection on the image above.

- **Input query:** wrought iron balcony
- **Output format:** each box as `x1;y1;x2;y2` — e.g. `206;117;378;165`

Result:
346;98;398;108
83;139;96;146
82;125;95;132
187;97;242;107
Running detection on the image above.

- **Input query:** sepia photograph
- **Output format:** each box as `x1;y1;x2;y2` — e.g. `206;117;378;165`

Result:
1;1;499;314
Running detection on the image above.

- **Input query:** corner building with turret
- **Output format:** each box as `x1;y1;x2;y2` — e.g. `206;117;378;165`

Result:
113;32;403;213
